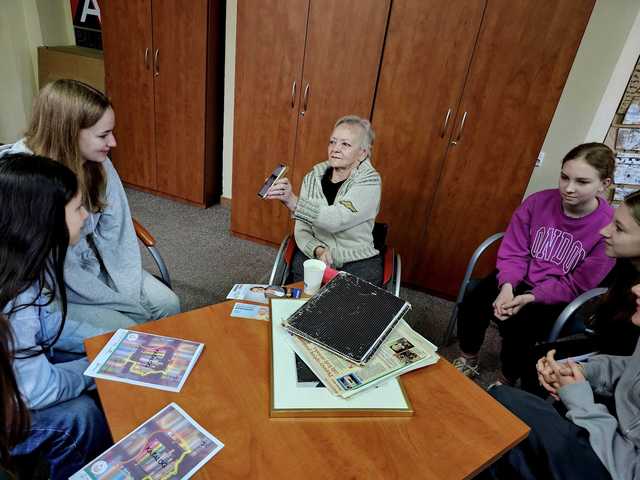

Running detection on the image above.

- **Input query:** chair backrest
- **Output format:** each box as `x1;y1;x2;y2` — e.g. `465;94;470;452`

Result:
547;287;607;342
372;222;388;252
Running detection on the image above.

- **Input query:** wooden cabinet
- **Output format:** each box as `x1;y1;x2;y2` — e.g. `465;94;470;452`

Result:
231;0;390;244
101;0;223;207
373;0;595;297
231;0;595;298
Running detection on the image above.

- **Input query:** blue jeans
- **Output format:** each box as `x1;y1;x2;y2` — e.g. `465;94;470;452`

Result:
56;270;181;353
11;394;112;480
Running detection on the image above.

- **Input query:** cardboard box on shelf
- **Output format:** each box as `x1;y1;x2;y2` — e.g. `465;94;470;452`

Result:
37;46;104;93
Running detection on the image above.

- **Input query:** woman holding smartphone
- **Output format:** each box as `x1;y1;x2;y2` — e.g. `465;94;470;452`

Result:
266;115;383;285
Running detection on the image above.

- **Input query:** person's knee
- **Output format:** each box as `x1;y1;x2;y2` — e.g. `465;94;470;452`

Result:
156;288;181;317
142;273;181;319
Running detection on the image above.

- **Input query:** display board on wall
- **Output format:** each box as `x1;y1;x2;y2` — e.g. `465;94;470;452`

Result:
607;54;640;204
69;0;102;50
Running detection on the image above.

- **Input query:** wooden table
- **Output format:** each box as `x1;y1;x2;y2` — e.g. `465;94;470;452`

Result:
85;301;528;479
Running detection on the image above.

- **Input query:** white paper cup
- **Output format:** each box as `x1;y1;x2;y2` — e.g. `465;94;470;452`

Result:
303;259;326;295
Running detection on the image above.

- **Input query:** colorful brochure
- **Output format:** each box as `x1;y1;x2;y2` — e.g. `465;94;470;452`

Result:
70;403;224;480
84;329;204;392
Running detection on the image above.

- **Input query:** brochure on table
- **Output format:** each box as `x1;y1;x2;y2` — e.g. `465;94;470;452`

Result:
84;329;204;392
270;299;413;417
70;403;223;479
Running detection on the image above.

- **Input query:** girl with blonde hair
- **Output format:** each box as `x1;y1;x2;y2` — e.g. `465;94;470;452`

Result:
0;80;180;352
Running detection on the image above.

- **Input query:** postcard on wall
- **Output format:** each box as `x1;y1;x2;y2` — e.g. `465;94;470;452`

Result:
614;186;638;203
84;329;204;392
70;403;224;480
226;284;269;304
622;98;640;125
230;302;270;321
614;156;640;185
616;128;640;152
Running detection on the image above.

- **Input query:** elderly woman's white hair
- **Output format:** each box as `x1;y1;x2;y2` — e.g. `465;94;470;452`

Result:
334;115;375;160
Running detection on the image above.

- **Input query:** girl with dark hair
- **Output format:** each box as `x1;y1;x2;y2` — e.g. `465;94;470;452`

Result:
452;143;616;385
592;189;640;354
0;153;111;479
0;315;29;476
0;79;180;353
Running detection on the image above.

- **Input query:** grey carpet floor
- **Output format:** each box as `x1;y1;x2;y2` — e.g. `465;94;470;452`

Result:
126;187;502;387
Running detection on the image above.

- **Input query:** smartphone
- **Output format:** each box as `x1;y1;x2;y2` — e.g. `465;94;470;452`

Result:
257;164;287;198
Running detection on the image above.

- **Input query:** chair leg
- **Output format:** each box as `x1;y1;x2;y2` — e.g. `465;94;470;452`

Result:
147;245;172;289
442;303;459;346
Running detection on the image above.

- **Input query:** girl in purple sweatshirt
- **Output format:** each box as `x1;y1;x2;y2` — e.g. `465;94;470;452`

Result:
453;143;616;385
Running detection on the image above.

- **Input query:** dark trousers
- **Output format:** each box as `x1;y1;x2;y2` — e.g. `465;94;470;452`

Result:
289;248;384;287
457;271;565;382
477;385;611;480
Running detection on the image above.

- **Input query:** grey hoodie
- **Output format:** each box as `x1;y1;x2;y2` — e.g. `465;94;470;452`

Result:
0;140;147;317
559;337;640;480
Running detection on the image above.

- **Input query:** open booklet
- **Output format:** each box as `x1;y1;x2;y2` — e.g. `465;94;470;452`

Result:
283;309;439;398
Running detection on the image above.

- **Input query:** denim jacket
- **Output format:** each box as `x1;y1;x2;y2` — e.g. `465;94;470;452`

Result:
6;284;92;410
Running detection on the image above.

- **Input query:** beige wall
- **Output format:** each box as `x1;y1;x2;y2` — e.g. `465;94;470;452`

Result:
222;0;640;201
222;0;237;200
525;0;640;196
0;0;73;143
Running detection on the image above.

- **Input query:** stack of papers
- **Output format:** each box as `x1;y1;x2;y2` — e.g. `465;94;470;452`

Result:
287;317;439;398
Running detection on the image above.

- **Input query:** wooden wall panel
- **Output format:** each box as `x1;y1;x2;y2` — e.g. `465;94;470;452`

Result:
231;0;309;244
101;0;156;189
417;0;596;297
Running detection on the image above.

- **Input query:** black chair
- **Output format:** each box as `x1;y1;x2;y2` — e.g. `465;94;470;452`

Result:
443;230;607;349
269;222;402;296
442;232;504;345
546;287;607;342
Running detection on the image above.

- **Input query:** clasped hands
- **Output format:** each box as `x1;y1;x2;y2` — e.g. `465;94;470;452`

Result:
536;349;585;400
492;283;535;320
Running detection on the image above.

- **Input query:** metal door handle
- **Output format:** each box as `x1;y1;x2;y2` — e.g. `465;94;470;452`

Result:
144;48;150;69
291;81;296;108
153;49;159;77
440;108;452;138
301;83;310;115
451;111;468;145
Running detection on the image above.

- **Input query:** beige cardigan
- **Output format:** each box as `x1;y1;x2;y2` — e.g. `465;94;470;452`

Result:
294;159;381;267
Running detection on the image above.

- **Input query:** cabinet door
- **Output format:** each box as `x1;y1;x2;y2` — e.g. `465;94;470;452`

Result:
418;0;596;297
152;0;209;204
231;0;309;244
372;0;486;283
290;0;391;191
101;0;156;189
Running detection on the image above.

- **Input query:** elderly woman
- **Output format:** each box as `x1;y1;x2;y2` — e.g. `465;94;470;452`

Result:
266;115;383;285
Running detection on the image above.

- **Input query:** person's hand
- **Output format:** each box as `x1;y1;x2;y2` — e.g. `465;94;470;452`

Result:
500;293;535;317
314;246;333;267
264;178;298;212
548;355;585;389
493;283;514;320
537;350;562;399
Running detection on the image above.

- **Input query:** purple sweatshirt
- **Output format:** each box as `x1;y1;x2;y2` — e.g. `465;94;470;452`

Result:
497;189;614;305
